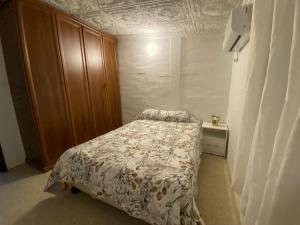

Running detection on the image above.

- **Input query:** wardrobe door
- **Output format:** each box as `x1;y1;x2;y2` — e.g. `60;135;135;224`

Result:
18;1;74;164
56;15;95;144
103;37;122;129
83;28;111;136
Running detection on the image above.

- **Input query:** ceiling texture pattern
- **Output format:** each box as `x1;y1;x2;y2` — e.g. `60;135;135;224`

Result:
41;0;241;35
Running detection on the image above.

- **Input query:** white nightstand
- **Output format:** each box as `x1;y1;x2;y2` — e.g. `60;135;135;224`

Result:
202;121;229;157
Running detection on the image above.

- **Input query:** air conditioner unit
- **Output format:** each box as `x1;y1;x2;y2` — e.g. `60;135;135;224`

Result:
223;4;252;52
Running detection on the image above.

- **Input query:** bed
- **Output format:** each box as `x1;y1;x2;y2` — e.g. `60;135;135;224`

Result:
45;109;204;225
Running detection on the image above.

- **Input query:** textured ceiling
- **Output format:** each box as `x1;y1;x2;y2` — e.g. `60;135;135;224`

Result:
41;0;241;35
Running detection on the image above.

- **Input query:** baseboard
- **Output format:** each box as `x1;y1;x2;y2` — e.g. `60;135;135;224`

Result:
26;158;54;172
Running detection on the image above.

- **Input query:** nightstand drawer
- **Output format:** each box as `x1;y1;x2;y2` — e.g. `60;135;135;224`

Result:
202;121;228;157
203;134;227;157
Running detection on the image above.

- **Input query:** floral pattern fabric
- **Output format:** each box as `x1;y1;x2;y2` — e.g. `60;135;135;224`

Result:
45;119;204;225
137;109;199;123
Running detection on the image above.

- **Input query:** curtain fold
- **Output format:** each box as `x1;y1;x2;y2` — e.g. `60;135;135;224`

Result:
231;0;274;196
231;0;300;225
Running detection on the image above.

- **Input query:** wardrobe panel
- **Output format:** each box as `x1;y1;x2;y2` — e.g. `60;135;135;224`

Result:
103;37;122;129
56;15;95;144
1;0;119;171
19;1;74;163
83;28;111;135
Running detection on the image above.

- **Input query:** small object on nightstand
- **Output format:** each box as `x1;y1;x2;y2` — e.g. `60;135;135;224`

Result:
211;115;220;126
202;121;229;157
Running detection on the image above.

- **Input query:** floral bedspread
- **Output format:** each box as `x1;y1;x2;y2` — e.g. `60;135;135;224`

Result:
45;119;204;225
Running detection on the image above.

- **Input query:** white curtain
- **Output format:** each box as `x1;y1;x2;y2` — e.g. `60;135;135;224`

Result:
231;0;300;225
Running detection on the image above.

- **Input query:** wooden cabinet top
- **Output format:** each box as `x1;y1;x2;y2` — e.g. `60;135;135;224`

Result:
15;0;117;42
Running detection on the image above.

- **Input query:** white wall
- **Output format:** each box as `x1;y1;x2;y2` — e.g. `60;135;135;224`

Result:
118;31;233;123
226;44;250;173
0;37;25;169
181;33;233;122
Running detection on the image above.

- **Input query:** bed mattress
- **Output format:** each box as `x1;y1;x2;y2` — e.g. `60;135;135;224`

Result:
45;119;204;225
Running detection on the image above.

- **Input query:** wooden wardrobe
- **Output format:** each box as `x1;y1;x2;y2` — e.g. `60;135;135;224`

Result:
0;0;122;171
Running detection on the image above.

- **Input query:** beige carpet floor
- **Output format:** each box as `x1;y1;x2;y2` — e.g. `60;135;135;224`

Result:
0;154;240;225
